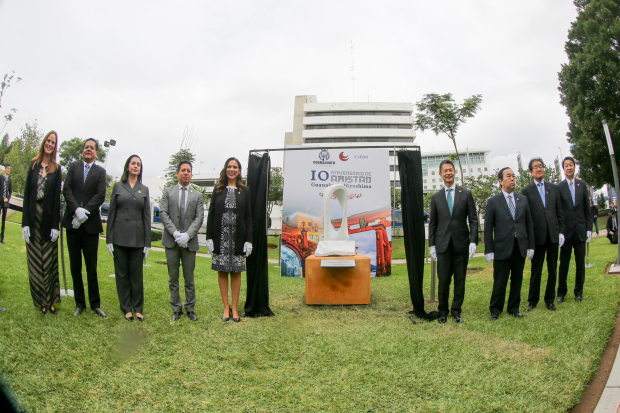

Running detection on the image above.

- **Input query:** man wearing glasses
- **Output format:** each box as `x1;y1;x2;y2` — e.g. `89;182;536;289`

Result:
521;158;565;312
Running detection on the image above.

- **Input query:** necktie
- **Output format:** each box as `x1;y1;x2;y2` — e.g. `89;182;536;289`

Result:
537;182;546;208
570;181;575;206
179;187;187;232
2;178;6;202
507;195;516;220
446;188;453;215
84;163;91;183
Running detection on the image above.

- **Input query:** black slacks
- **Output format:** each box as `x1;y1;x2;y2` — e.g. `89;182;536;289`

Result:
113;245;144;313
608;233;619;244
490;241;525;316
66;226;100;309
436;239;468;317
558;235;586;298
0;205;7;240
527;234;559;306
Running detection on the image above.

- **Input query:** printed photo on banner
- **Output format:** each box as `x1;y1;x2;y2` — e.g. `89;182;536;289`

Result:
281;148;392;277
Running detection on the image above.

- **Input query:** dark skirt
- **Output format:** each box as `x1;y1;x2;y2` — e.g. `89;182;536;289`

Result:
27;201;60;307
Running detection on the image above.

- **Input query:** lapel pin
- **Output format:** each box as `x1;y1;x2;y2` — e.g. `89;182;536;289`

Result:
138;190;141;193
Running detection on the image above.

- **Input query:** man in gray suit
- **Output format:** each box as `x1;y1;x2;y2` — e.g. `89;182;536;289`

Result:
160;160;204;321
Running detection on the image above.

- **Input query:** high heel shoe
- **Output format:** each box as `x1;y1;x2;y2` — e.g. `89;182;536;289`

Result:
41;307;47;315
135;314;144;322
125;315;134;321
222;308;230;322
49;306;57;315
232;310;240;323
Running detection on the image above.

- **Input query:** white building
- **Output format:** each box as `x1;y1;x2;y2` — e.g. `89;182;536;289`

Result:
421;149;492;193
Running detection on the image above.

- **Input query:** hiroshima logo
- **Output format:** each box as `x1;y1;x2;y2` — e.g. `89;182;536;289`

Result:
339;152;349;161
318;149;330;161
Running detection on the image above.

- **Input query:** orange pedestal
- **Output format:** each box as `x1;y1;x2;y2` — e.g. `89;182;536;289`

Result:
305;254;371;305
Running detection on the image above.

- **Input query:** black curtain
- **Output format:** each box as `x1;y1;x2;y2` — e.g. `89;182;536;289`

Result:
244;153;275;317
397;150;438;320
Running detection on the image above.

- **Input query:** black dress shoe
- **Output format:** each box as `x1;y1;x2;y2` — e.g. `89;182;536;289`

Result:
94;308;106;318
49;306;58;315
510;312;524;318
135;315;144;322
438;316;447;324
576;295;583;302
489;314;499;321
525;305;535;312
557;296;565;303
546;303;556;311
74;307;85;316
0;307;5;312
233;316;241;323
187;312;197;321
41;308;48;315
452;315;464;323
171;312;183;321
0;239;5;244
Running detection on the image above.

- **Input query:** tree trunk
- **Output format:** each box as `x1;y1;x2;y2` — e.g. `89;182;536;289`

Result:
451;138;464;183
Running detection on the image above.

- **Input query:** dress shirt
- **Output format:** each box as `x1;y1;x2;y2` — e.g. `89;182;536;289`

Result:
534;179;546;208
566;177;576;205
83;160;94;176
444;184;455;200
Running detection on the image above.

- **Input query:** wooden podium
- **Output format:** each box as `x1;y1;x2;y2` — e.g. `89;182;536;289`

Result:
305;254;371;305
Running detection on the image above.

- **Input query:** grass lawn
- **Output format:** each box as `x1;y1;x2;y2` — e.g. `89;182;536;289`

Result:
1;221;619;412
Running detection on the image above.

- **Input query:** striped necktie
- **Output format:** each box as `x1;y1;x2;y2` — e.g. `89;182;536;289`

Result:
507;194;516;220
570;181;575;206
84;163;91;183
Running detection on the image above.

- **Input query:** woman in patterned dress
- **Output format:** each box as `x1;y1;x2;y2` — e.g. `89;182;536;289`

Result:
206;157;253;322
22;131;62;315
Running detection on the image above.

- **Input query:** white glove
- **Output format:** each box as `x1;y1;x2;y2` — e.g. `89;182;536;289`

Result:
75;207;90;223
469;243;477;259
429;246;437;261
176;233;190;246
207;239;214;255
72;216;81;229
173;231;181;241
50;229;59;243
558;234;565;248
22;226;30;244
485;253;494;265
587;231;592;243
527;249;535;261
143;247;150;260
243;242;253;257
107;244;114;257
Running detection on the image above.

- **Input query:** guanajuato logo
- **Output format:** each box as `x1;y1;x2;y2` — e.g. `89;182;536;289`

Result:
313;149;335;165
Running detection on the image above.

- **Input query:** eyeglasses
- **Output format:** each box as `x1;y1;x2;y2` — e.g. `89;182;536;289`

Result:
532;165;544;170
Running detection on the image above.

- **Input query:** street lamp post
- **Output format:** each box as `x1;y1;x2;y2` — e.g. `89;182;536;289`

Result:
104;139;116;171
602;120;620;266
199;161;203;174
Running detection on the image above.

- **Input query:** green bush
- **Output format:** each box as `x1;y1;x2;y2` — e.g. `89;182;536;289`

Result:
151;230;163;241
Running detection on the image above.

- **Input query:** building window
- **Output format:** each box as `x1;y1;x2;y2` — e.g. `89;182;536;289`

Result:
432;179;436;183
305;137;412;143
440;185;444;188
306;111;411;117
424;185;427;189
432;171;435;175
305;124;412;130
433;185;436;189
478;168;481;172
484;167;488;171
424;179;427;183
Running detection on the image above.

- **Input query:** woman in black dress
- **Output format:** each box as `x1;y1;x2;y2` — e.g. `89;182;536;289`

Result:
22;131;62;315
206;157;252;322
106;155;151;321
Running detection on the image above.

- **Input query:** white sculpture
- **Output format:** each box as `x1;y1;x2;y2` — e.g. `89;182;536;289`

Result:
315;184;356;256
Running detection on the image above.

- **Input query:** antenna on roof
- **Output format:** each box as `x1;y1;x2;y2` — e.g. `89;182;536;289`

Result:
350;40;355;101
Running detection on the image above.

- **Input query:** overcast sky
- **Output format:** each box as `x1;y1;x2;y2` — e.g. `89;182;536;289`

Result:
0;0;578;178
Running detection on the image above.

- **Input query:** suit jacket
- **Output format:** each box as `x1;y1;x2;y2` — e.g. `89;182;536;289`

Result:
429;185;478;253
557;178;592;242
22;162;62;241
484;191;535;260
0;174;12;207
159;184;204;252
62;160;107;234
607;215;618;234
521;181;565;245
106;181;151;248
206;185;253;256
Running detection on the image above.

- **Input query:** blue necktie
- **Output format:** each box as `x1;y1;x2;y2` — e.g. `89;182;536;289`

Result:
570;181;575;206
446;188;453;215
84;163;91;183
507;194;516;220
537;182;546;208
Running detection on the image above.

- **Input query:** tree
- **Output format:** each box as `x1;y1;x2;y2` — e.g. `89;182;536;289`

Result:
558;0;620;188
423;191;435;213
390;183;402;210
268;167;283;216
597;193;607;209
415;93;483;182
5;121;43;193
462;171;499;219
0;133;11;165
0;71;21;136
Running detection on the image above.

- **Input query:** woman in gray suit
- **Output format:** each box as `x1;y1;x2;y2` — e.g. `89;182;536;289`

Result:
106;155;151;321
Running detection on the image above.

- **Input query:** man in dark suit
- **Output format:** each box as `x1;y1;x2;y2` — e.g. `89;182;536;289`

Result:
62;139;107;317
607;210;618;244
557;156;592;303
521;158;565;312
159;161;204;321
485;167;535;320
591;201;599;235
0;164;12;244
429;159;478;324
